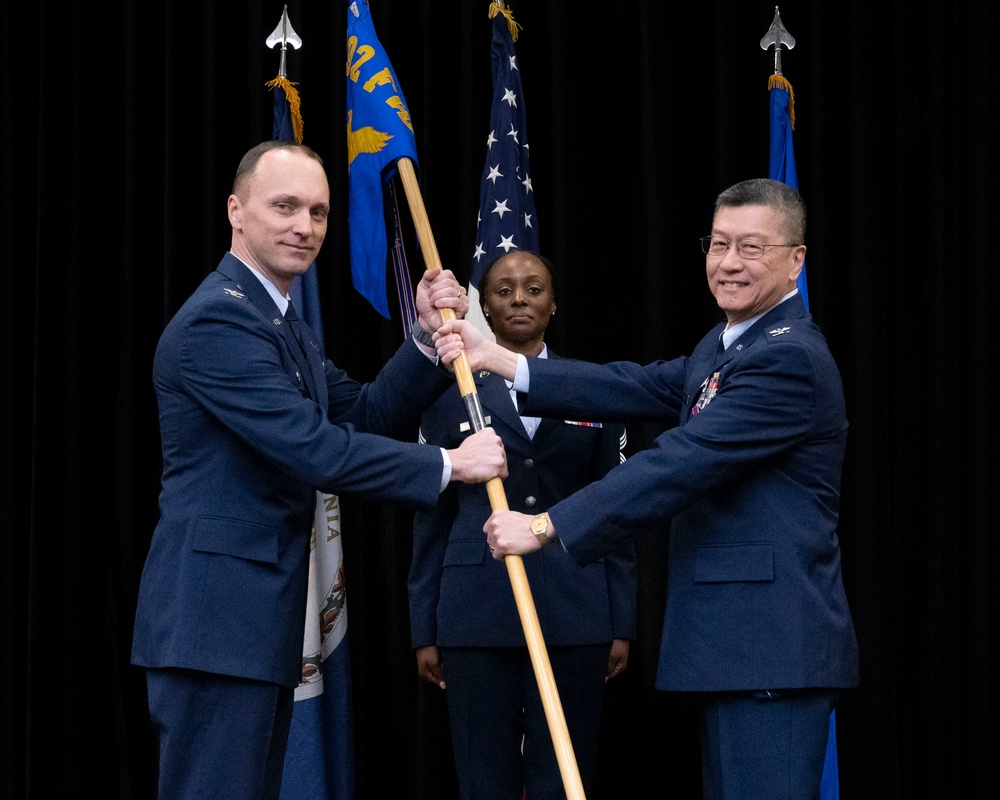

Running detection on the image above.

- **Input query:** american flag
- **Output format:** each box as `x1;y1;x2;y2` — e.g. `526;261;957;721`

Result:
467;3;539;334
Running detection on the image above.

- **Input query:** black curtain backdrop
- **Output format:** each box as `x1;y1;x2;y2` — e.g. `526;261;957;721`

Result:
2;1;997;798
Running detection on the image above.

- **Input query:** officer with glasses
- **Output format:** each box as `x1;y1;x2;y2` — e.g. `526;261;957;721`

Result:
435;178;859;800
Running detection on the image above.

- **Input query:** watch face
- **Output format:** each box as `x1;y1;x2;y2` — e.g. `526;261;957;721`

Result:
531;515;547;534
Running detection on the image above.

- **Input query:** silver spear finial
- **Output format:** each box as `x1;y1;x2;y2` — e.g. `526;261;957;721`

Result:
759;6;795;76
266;5;303;78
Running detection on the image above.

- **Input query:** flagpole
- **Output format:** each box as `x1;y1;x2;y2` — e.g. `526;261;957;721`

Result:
762;10;835;799
396;156;586;800
267;9;355;800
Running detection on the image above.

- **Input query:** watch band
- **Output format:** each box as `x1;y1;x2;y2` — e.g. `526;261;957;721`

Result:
411;320;436;348
531;514;551;547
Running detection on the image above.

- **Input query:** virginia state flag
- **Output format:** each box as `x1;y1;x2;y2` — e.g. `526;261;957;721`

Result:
278;494;353;800
346;0;419;318
265;30;355;800
467;1;540;335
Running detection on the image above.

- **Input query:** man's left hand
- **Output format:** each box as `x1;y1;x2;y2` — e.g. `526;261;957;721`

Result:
484;509;543;559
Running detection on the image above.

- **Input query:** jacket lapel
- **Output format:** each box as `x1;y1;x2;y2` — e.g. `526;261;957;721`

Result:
218;254;321;399
476;370;530;442
683;296;808;422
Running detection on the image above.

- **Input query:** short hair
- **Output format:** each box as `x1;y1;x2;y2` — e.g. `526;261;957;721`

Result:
477;251;559;311
714;178;806;243
231;140;325;198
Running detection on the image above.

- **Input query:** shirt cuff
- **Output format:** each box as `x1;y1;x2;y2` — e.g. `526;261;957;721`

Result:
439;448;451;492
513;353;530;392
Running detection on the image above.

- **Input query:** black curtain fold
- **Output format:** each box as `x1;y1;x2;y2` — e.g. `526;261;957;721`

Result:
3;1;998;798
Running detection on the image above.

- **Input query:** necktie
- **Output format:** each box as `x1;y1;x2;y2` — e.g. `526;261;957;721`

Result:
284;300;311;359
284;300;316;398
507;381;539;439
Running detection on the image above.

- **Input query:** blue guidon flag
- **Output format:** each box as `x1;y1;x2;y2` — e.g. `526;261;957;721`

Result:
346;0;420;318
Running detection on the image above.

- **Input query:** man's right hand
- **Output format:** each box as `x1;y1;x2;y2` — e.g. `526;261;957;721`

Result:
434;319;518;379
447;428;507;484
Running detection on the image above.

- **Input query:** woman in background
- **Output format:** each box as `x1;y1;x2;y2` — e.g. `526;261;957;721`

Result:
408;250;637;800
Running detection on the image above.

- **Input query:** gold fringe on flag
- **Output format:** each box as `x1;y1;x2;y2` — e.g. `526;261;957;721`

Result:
265;75;304;144
768;73;796;130
488;1;523;42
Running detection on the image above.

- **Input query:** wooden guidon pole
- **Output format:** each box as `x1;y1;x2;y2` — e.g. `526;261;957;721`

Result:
396;157;586;800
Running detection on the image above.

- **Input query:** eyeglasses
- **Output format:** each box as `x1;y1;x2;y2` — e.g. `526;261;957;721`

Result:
699;236;801;259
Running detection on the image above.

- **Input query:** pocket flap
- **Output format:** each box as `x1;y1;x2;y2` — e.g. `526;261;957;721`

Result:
192;516;279;565
443;538;488;566
694;542;774;583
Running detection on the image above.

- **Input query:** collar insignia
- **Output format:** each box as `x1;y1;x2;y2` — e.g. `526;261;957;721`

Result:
768;326;791;337
223;287;245;298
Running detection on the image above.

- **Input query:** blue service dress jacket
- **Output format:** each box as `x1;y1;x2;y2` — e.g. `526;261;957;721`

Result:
408;352;636;650
517;294;859;692
132;253;451;688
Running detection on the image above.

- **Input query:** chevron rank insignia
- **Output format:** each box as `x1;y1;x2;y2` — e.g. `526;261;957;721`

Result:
768;326;791;337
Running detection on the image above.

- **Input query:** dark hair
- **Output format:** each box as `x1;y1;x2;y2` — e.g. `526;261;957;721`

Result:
714;178;806;243
477;251;558;312
231;140;325;197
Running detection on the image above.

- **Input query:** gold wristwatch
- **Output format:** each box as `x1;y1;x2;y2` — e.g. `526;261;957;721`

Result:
531;513;551;547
